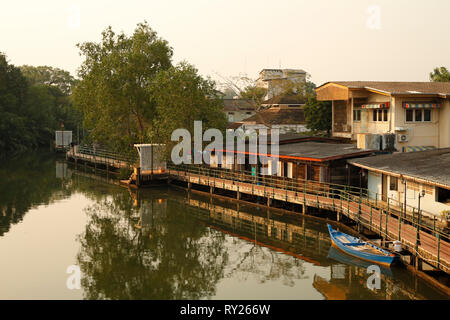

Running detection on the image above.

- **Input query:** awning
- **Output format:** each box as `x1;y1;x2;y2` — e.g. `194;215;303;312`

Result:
402;146;437;153
403;103;441;109
361;102;390;109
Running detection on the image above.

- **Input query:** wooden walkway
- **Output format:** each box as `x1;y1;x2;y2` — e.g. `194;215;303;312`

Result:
66;146;134;170
168;167;450;274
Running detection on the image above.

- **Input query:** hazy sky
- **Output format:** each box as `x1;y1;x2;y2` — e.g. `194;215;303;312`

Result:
1;0;449;86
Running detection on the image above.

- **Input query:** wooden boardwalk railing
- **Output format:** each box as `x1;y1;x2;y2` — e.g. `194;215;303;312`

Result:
66;145;137;170
167;164;450;274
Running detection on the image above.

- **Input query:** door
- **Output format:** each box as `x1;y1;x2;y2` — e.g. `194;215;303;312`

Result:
361;109;368;133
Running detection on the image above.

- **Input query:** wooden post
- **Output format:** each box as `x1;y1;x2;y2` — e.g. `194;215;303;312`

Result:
136;167;141;187
415;256;422;271
437;234;441;268
385;209;389;239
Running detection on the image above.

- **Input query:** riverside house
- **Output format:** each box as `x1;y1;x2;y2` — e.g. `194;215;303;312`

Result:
315;82;450;152
209;135;373;185
348;148;450;217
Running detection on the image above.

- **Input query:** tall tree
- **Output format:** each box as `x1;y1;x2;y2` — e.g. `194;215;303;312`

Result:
0;53;80;155
149;62;228;156
430;67;450;82
73;22;173;150
0;53;35;153
303;97;332;136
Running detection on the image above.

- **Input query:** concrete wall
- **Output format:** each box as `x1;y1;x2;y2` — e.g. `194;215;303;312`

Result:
438;100;450;148
368;170;449;216
352;93;392;139
351;93;450;149
368;171;382;200
393;97;441;149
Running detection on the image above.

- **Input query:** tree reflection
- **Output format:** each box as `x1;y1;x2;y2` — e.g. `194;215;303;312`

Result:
0;152;71;237
76;193;228;300
175;196;310;287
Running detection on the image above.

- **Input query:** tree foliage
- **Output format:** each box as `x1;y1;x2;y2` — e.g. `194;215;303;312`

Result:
0;54;79;155
303;97;332;135
74;22;227;154
73;22;173;150
430;66;450;82
19;65;76;95
149;62;228;152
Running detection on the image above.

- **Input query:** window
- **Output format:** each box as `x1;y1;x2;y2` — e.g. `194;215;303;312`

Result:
353;109;361;121
406;109;413;122
378;109;383;121
372;109;388;122
246;112;252;115
437;187;450;204
389;176;398;191
424;109;431;122
415;109;423;122
405;109;432;122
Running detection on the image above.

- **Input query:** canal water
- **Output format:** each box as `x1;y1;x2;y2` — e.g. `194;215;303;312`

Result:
0;152;447;300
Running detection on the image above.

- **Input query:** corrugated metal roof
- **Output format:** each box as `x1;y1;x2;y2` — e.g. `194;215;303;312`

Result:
349;148;450;188
317;81;450;96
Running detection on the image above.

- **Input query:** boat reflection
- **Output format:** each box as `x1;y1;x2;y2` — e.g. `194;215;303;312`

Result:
327;246;394;278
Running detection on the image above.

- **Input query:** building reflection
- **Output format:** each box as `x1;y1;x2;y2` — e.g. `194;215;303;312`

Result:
312;246;427;300
75;184;447;300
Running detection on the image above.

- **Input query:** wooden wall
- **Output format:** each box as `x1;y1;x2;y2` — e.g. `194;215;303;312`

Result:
316;84;349;101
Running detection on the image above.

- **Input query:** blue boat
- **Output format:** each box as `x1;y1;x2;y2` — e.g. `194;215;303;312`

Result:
327;224;399;267
327;246;394;278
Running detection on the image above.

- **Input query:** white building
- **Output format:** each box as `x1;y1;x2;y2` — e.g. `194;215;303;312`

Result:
256;69;307;100
349;149;450;218
223;98;256;123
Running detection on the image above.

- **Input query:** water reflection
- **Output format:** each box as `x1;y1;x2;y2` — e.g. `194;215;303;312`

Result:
76;190;228;300
75;185;447;300
0;154;447;300
0;153;71;237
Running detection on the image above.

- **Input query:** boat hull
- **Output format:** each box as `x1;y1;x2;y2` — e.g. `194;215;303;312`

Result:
327;224;398;267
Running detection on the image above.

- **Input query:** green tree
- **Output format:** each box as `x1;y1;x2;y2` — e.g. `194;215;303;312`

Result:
0;53;34;153
19;65;76;95
303;97;332;136
19;65;82;144
149;62;228;157
73;22;173;150
430;67;450;82
239;85;267;105
0;53;80;155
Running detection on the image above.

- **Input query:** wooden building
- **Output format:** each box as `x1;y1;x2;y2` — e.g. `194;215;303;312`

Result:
211;136;373;185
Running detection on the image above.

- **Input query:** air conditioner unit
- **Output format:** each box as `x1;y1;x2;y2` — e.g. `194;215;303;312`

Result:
398;134;409;143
